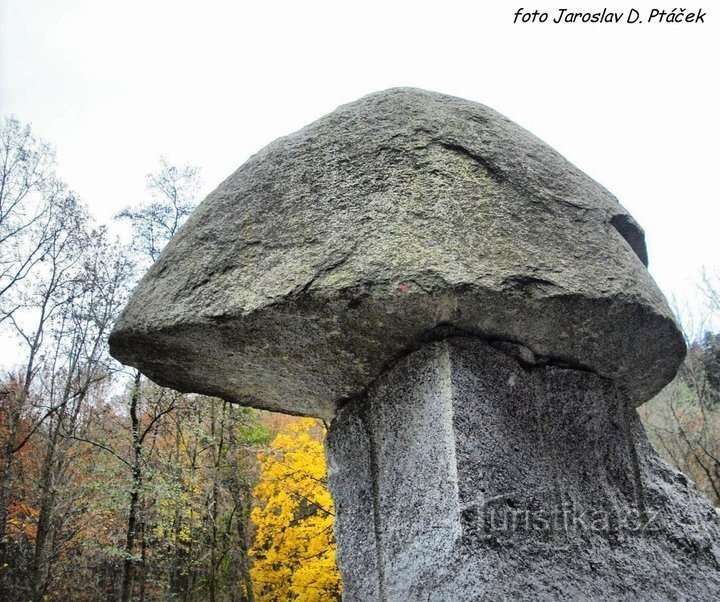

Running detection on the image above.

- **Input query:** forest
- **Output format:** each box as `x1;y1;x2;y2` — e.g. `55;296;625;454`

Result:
0;115;718;601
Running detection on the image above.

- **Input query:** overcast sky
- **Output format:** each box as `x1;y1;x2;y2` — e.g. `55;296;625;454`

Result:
1;0;718;330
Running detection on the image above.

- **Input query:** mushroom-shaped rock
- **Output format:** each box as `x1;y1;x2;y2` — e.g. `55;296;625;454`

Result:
109;88;684;420
110;90;720;600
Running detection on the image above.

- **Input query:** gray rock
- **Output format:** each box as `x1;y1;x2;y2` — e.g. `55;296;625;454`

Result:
109;88;685;419
326;338;720;600
108;89;717;599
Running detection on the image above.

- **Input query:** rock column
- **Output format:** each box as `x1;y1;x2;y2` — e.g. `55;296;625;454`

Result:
327;338;720;600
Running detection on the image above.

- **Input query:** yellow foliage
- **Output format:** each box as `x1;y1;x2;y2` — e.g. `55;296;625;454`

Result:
250;418;341;601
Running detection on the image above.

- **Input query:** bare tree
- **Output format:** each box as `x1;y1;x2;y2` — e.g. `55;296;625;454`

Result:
0;177;87;596
640;271;720;506
115;158;200;601
701;269;720;316
116;157;200;263
26;230;134;601
0;117;68;325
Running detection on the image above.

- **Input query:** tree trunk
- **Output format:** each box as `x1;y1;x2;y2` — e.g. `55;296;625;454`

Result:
0;351;38;597
30;423;63;602
138;512;147;602
120;370;142;602
236;482;255;602
0;427;17;598
209;401;222;602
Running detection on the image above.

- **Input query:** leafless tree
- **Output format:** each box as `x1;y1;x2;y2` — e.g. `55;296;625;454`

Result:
116;157;200;263
26;230;134;601
115;158;200;601
640;271;720;506
0;122;89;593
0;117;69;325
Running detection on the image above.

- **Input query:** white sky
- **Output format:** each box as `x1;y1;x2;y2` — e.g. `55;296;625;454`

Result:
1;0;718;329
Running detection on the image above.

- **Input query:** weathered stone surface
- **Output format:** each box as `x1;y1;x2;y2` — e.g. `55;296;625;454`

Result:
109;87;685;418
326;338;720;600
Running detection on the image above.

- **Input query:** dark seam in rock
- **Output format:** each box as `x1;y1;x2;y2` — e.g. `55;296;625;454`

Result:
334;329;606;413
359;397;386;601
431;141;506;184
298;253;353;294
240;238;322;251
621;390;648;527
500;275;561;290
439;341;463;543
428;140;590;213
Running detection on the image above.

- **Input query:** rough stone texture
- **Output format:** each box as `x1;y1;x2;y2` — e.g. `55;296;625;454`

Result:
109;88;685;419
108;88;714;599
326;338;720;601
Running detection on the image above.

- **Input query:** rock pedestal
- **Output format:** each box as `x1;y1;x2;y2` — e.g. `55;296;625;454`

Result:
327;338;720;600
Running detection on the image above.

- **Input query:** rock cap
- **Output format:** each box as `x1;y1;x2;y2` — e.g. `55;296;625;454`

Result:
109;88;685;419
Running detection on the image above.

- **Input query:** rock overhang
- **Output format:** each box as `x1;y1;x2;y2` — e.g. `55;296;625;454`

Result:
109;87;686;420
